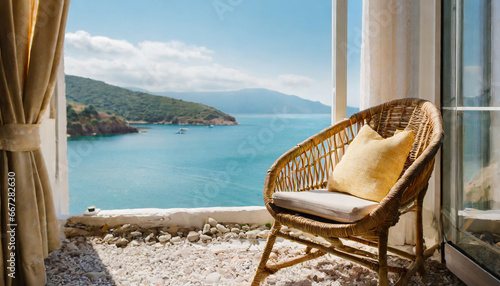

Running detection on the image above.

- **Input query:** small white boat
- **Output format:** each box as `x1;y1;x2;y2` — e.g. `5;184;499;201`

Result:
176;128;188;134
208;125;214;128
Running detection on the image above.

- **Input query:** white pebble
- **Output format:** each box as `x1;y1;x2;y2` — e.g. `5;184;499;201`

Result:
130;231;142;237
200;234;212;241
246;230;257;239
103;234;114;243
144;233;154;242
258;230;270;239
208;217;218;227
170;236;181;243
158;234;171;243
115;238;129;247
206;272;221;284
129;240;140;247
224;232;238;241
216;224;229;233
187;231;200;242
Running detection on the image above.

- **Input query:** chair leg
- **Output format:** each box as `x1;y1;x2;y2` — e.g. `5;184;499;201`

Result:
378;226;390;286
415;188;427;281
251;222;281;286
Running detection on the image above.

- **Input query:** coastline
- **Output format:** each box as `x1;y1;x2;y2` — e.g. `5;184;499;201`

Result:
67;119;238;138
67;130;139;138
128;119;238;126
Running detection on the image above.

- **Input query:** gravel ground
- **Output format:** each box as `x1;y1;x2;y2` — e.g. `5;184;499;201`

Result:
45;235;466;286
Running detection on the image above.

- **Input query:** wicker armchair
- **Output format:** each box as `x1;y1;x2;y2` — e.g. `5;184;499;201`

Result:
251;98;444;286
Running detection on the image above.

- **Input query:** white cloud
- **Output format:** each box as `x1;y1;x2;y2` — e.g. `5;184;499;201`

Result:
65;31;137;58
278;74;314;88
65;31;212;62
138;41;213;61
64;31;318;101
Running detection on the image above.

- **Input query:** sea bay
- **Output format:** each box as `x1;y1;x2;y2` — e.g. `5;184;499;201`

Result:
68;114;333;214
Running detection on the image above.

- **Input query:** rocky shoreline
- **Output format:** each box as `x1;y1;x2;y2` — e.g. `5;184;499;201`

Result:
67;105;140;137
51;218;466;285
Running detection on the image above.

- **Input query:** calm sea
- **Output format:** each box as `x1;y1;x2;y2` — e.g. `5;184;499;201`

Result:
67;114;332;214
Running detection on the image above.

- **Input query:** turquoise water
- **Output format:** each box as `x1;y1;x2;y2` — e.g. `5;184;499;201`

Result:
67;114;332;214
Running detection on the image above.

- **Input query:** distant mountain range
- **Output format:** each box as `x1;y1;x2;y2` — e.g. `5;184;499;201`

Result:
127;88;335;114
65;75;237;125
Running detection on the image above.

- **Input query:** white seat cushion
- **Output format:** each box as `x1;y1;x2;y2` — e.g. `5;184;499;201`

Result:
272;189;379;223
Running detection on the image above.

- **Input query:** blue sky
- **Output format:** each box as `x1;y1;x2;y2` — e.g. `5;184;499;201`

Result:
65;0;362;107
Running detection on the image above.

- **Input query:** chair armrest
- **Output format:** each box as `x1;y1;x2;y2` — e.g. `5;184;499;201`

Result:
263;117;361;216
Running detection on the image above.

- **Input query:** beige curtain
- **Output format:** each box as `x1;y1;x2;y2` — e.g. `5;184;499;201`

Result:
0;1;70;285
360;0;420;109
360;0;445;247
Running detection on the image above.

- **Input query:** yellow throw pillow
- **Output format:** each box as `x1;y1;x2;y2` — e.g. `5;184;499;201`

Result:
327;125;415;202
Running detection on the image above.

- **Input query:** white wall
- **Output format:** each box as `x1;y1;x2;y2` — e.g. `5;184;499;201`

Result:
418;0;442;247
39;58;69;217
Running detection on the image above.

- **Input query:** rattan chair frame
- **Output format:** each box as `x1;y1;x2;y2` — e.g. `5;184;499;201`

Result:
251;98;444;286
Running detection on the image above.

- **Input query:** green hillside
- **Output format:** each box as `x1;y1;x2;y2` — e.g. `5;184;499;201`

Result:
65;75;237;125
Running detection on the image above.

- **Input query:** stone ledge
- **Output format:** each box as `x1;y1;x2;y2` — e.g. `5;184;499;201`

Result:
65;206;273;229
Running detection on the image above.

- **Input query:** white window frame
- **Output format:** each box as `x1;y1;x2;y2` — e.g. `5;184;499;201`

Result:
332;0;347;123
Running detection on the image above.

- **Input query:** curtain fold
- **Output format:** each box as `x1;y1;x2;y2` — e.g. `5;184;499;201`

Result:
0;1;70;285
360;0;444;247
360;0;420;109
